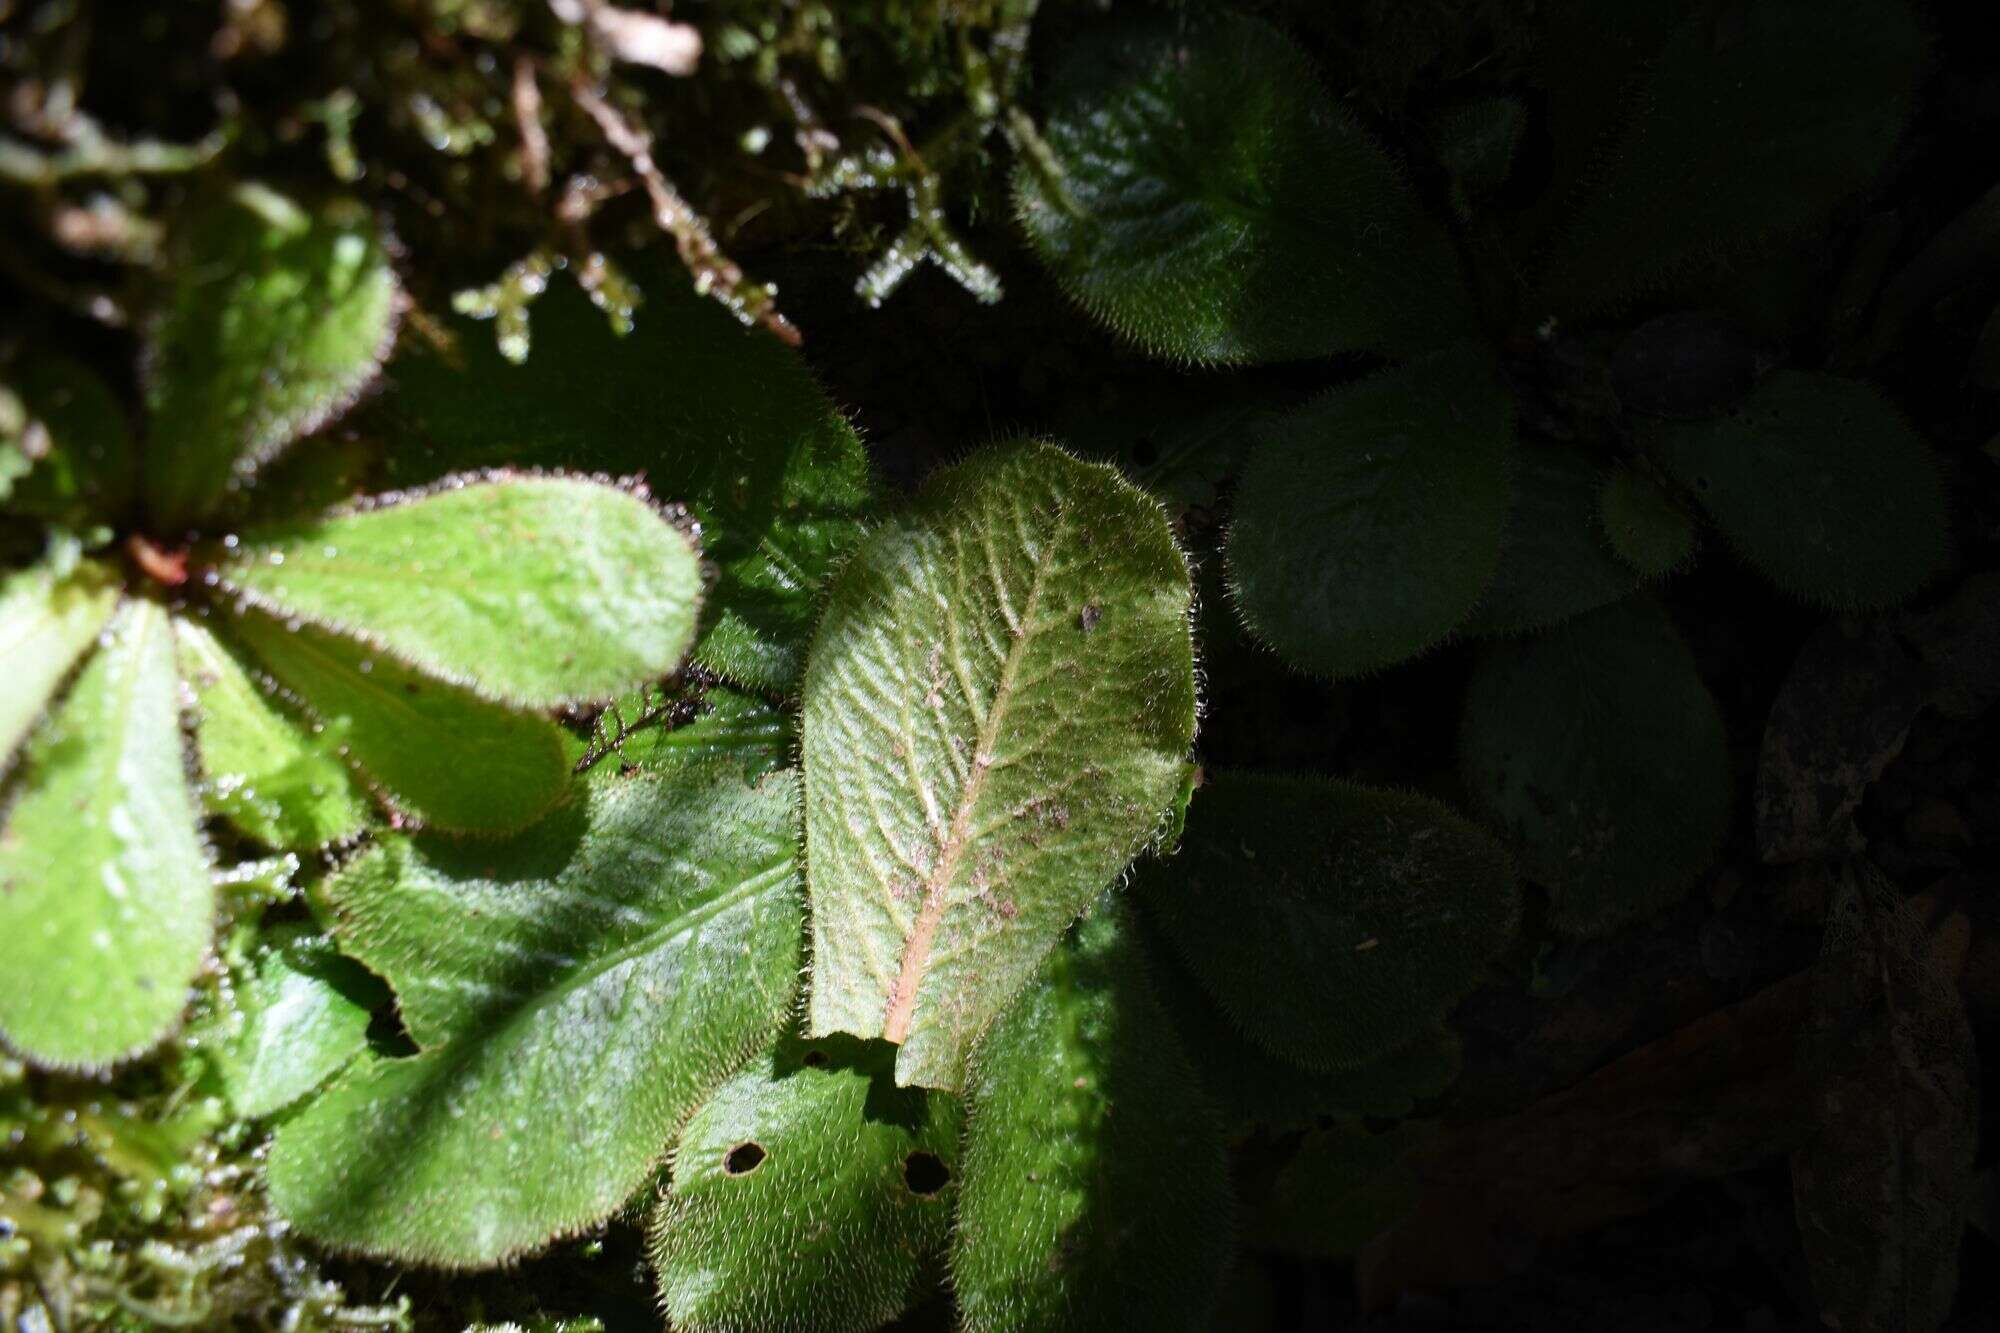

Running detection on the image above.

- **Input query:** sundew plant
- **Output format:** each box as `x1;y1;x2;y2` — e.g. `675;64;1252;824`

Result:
1;0;1990;1330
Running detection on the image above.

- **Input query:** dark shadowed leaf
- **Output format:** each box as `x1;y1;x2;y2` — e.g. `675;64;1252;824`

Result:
1463;440;1637;637
1545;0;1924;314
803;441;1196;1090
1014;12;1473;365
1253;1122;1434;1259
1229;347;1514;675
1650;372;1946;609
1146;773;1516;1072
269;766;804;1265
1600;464;1696;580
1461;598;1730;936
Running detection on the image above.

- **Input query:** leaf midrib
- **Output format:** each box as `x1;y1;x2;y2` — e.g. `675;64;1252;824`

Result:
411;853;796;1051
881;508;1063;1044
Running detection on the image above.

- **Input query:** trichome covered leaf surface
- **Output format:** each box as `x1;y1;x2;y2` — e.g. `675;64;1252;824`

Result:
803;441;1196;1090
1015;11;1472;365
268;766;804;1265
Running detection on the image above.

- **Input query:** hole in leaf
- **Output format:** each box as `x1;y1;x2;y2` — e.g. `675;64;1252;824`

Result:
723;1141;766;1176
903;1150;950;1197
801;1048;828;1068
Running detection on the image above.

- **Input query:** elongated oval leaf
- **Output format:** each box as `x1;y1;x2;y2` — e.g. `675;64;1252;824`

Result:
145;188;399;532
1649;372;1945;609
0;599;211;1068
228;613;568;835
0;558;119;767
1545;0;1924;314
1463;440;1638;637
3;353;139;528
215;475;701;707
802;441;1196;1090
953;908;1232;1332
1227;347;1514;677
175;617;369;850
268;766;804;1265
1460;597;1729;936
650;1033;962;1333
1015;12;1473;365
1147;773;1516;1072
383;262;870;691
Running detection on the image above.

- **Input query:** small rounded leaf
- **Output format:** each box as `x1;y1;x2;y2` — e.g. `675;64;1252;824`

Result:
1601;465;1696;579
1228;347;1515;676
1464;441;1641;638
651;1034;962;1333
1146;773;1517;1072
1461;597;1730;936
1649;372;1945;609
1014;12;1473;364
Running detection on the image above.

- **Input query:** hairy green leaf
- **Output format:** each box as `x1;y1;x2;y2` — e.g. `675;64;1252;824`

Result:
0;558;119;767
228;614;568;835
214;475;701;707
175;617;369;850
1461;597;1729;936
383;263;870;691
802;441;1196;1090
3;353;138;528
952;907;1232;1332
1148;773;1516;1072
1014;12;1472;365
1464;440;1637;637
1546;0;1924;314
1649;372;1945;609
145;188;399;531
1601;464;1695;579
0;600;211;1069
207;925;384;1119
650;1033;962;1333
269;767;804;1265
1228;348;1514;677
